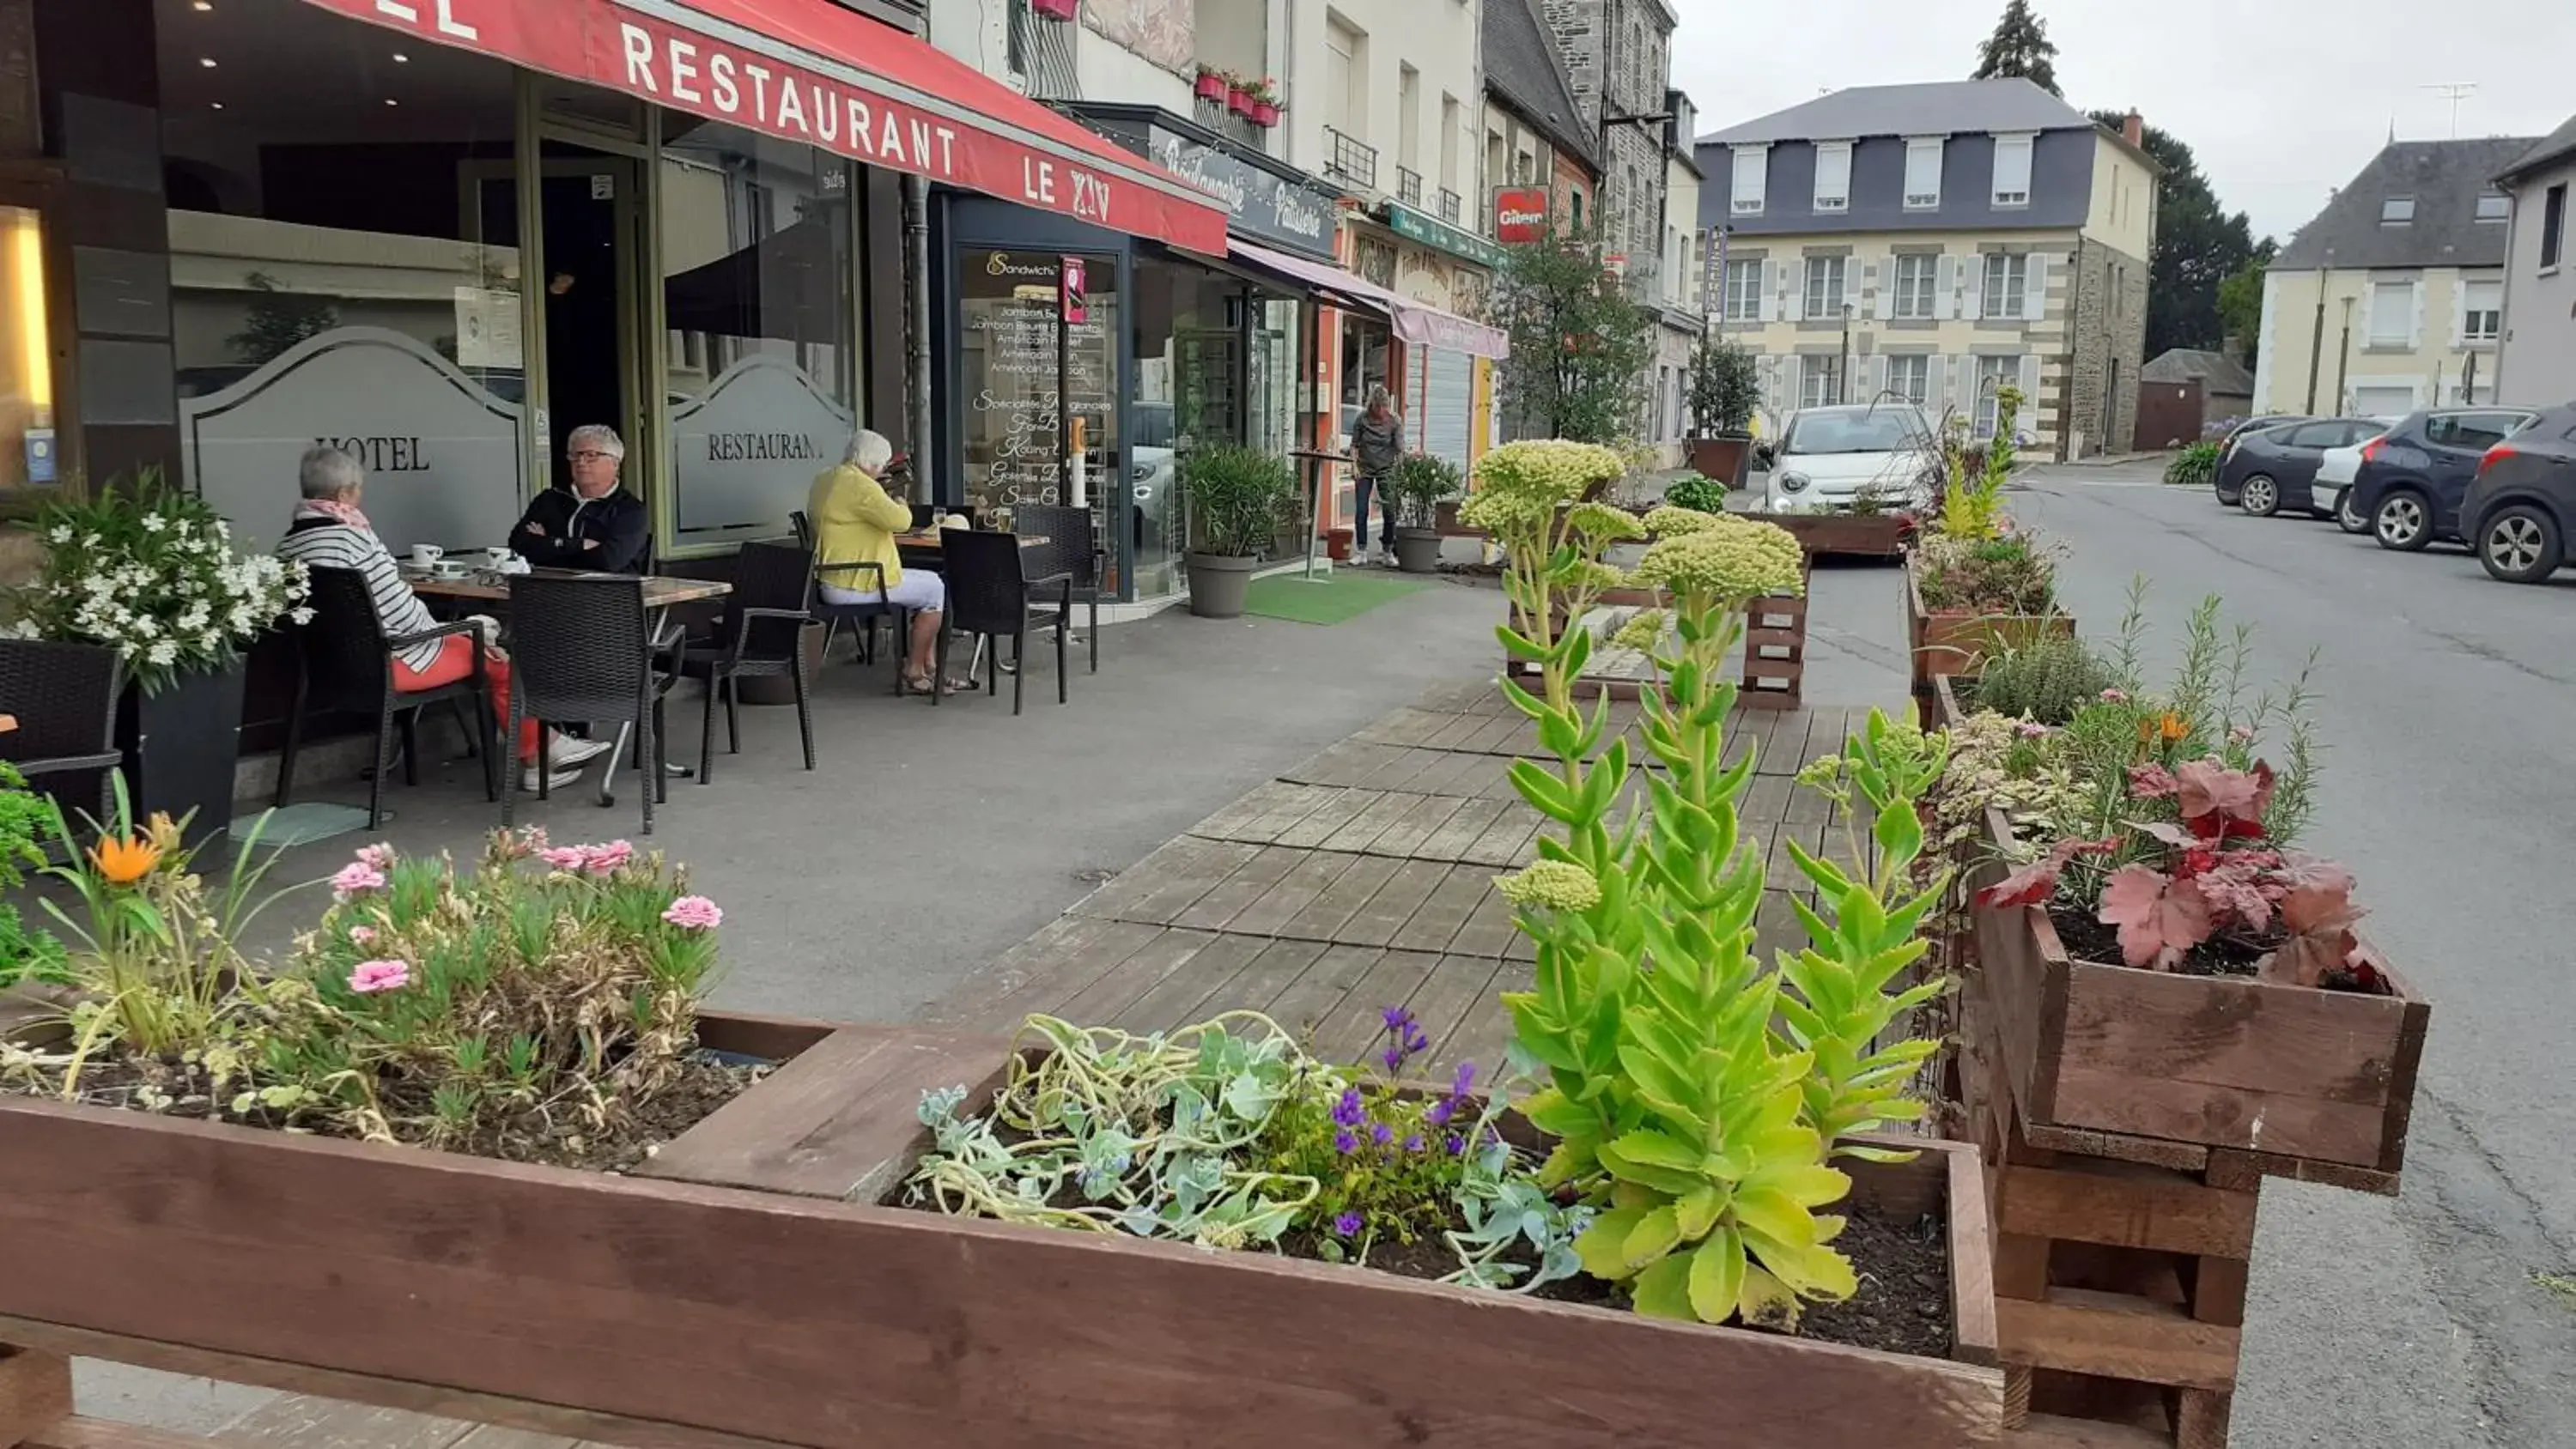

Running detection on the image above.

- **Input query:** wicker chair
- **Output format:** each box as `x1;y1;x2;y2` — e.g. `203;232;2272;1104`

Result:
0;639;126;825
813;557;927;693
939;530;1073;716
1012;503;1103;675
669;541;817;784
279;566;499;829
501;573;674;834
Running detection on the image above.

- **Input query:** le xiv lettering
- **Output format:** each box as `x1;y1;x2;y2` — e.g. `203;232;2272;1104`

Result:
318;436;430;473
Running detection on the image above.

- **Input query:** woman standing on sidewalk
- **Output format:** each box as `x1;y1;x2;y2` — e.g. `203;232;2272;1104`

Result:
1350;385;1405;564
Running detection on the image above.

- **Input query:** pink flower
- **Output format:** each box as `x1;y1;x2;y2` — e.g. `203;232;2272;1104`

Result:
349;925;377;946
2014;719;2050;740
349;959;410;994
355;843;395;871
2098;688;2130;704
2228;724;2256;745
331;862;386;900
536;846;590;872
583;840;635;876
2128;762;2180;800
661;894;723;931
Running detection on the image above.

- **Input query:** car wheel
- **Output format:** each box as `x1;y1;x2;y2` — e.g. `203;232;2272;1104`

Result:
2240;476;2280;518
2338;491;2370;534
2477;505;2562;584
2374;491;2433;552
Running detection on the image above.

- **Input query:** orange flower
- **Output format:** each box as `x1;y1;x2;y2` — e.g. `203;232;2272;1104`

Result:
88;834;163;886
2159;712;2190;743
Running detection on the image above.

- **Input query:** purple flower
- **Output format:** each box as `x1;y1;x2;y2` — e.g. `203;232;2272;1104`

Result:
1443;1134;1467;1155
1380;1044;1406;1072
1403;1025;1431;1056
1330;1086;1366;1128
1333;1128;1358;1155
1452;1061;1478;1096
1380;1005;1416;1034
1402;1133;1425;1154
1425;1097;1455;1126
1372;1121;1394;1146
1333;1210;1363;1239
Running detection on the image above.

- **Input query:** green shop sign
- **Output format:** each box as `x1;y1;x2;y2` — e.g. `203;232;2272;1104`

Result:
1379;201;1508;270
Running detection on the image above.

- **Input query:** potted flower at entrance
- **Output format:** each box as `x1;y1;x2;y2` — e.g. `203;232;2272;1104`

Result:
1381;452;1461;573
1180;445;1298;619
11;470;310;852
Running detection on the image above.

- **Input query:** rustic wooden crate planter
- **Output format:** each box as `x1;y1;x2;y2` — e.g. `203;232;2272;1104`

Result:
1905;556;2075;704
1744;512;1910;559
1741;567;1813;711
0;1019;2007;1449
1969;804;2430;1184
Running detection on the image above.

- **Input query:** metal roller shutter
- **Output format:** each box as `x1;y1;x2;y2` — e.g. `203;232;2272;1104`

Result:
1406;347;1474;470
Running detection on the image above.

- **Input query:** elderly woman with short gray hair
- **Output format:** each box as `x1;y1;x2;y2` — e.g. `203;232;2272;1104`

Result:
808;429;969;694
511;424;651;573
277;446;610;791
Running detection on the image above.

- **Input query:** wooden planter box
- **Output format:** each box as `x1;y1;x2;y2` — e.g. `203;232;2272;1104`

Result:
1688;434;1751;488
0;1021;2005;1449
1970;804;2430;1184
1744;512;1909;559
1905;556;2073;702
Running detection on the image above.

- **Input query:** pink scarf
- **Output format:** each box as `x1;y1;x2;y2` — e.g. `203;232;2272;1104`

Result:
296;497;375;534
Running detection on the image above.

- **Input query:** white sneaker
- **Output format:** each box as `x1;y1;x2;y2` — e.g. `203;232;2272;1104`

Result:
550;734;614;767
520;763;586;792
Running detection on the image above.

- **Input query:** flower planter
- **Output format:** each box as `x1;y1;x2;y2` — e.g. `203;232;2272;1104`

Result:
1390;526;1443;573
116;660;246;854
1688;434;1752;489
1195;72;1228;101
1030;0;1078;19
1250;101;1280;128
1229;87;1255;117
1186;552;1260;618
1747;512;1910;560
0;1017;2004;1447
1905;555;2072;704
1968;804;2431;1182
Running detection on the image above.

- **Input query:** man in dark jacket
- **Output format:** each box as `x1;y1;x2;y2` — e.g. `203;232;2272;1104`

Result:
513;424;650;573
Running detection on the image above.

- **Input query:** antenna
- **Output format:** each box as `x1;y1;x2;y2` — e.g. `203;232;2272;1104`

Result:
2421;83;2477;138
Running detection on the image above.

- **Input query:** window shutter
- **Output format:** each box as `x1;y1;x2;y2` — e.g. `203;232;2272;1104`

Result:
2451;277;2467;347
1870;354;1888;401
1785;264;1806;322
2017;355;2042;427
1758;261;1778;323
1869;260;1891;320
1965;256;1987;321
1924;353;1947;415
1937;255;1959;320
2024;253;2049;324
2409;280;2426;349
1953;357;1975;417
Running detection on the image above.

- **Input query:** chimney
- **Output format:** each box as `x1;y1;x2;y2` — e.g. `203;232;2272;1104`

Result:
2122;110;2145;148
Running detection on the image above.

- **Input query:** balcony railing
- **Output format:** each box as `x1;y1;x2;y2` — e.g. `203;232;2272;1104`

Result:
1395;167;1423;205
1325;126;1378;191
1191;94;1265;150
1437;188;1461;225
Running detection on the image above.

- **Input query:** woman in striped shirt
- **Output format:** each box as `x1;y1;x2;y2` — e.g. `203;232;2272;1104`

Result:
277;446;610;792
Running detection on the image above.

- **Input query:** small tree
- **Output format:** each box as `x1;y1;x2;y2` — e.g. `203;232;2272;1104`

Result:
1971;0;2062;97
1687;334;1760;437
1491;221;1656;446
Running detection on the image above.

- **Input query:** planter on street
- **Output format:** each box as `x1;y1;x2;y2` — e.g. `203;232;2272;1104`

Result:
1747;512;1910;559
1688;434;1752;489
1186;553;1260;618
1389;527;1443;573
116;661;246;853
1905;555;2072;705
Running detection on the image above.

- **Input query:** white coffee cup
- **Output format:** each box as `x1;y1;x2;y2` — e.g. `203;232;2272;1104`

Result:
482;547;513;569
410;543;444;569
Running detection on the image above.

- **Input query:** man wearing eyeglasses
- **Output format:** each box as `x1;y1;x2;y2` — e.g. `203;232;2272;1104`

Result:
513;424;650;573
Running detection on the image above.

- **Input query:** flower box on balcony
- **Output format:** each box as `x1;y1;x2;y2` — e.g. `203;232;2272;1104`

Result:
1030;0;1078;21
1251;100;1280;127
1195;70;1228;101
1229;85;1255;117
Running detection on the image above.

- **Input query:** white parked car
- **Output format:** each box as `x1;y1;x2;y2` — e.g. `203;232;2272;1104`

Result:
1762;403;1938;512
2314;415;2406;533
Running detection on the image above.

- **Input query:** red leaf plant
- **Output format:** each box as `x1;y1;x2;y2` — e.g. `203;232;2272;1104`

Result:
1973;757;2379;988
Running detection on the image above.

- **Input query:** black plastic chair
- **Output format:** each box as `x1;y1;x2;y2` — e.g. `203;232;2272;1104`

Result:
669;542;817;784
279;566;499;829
0;639;126;826
501;573;673;835
1013;504;1103;675
813;557;932;694
789;510;813;549
939;530;1072;716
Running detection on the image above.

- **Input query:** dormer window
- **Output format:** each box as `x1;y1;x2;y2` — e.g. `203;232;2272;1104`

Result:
2381;196;2415;225
2475;191;2510;222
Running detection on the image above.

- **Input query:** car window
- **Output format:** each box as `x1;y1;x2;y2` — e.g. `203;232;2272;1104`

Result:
2342;421;2383;446
2286;423;2345;449
1783;410;1923;455
2426;414;2514;451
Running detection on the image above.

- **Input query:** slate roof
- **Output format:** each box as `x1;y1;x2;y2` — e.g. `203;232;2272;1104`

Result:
1695;79;2098;147
2142;349;2256;395
1483;0;1599;172
2274;137;2538;270
2499;112;2576;185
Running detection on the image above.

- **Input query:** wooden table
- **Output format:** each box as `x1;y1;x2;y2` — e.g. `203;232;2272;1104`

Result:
891;530;1051;552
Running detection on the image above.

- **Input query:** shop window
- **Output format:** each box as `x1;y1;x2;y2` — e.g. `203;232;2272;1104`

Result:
659;115;860;546
955;246;1121;585
0;207;55;492
160;0;526;554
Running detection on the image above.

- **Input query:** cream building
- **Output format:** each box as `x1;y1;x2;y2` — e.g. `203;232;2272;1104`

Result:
2253;137;2537;418
1695;80;2158;459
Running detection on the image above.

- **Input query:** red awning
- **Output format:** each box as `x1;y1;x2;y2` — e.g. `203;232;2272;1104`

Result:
291;0;1230;252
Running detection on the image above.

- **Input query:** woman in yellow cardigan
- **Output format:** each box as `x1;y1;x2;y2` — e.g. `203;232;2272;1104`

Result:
810;429;966;694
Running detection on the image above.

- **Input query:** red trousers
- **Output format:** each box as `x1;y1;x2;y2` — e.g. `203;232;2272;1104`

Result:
393;634;540;762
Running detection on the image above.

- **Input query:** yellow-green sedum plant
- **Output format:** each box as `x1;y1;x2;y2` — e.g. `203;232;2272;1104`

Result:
1495;488;1951;1331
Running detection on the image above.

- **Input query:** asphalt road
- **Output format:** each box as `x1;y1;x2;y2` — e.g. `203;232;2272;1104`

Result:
2010;460;2576;1449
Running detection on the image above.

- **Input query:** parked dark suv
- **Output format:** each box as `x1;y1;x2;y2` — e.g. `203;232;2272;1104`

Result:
2217;417;2382;517
2350;407;2542;551
2210;415;2318;505
2459;402;2576;583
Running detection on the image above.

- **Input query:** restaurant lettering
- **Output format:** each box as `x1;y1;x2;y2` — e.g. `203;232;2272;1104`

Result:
315;434;431;473
707;432;822;463
617;25;968;177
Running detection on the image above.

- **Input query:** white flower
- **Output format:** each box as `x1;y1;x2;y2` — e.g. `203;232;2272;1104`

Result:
47;526;70;544
139;513;167;533
145;640;177;666
289;607;314;626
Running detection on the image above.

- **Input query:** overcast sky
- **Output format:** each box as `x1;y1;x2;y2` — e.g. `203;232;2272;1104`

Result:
1671;0;2576;243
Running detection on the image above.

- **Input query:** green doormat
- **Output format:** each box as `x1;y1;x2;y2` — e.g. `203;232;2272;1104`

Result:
237;802;379;849
1239;572;1429;625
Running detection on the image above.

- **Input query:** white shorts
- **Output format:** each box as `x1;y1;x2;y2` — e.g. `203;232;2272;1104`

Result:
821;568;945;612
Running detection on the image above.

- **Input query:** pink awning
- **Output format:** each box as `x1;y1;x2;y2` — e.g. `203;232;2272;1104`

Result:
1231;239;1510;361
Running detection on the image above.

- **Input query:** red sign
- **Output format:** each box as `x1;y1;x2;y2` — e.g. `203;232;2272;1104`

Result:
1060;257;1089;324
1494;187;1551;245
289;0;1229;252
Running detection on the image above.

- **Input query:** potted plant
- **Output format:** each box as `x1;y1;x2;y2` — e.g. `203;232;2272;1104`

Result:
1686;335;1759;488
11;470;310;852
1228;76;1255;117
1244;78;1282;128
1380;452;1461;573
1905;394;2071;704
1179;445;1297;619
1194;65;1228;102
1030;0;1078;20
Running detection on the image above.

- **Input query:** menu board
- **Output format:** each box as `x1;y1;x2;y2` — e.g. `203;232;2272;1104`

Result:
957;249;1118;517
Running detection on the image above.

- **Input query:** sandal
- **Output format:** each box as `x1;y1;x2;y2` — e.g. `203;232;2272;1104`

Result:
904;671;978;694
